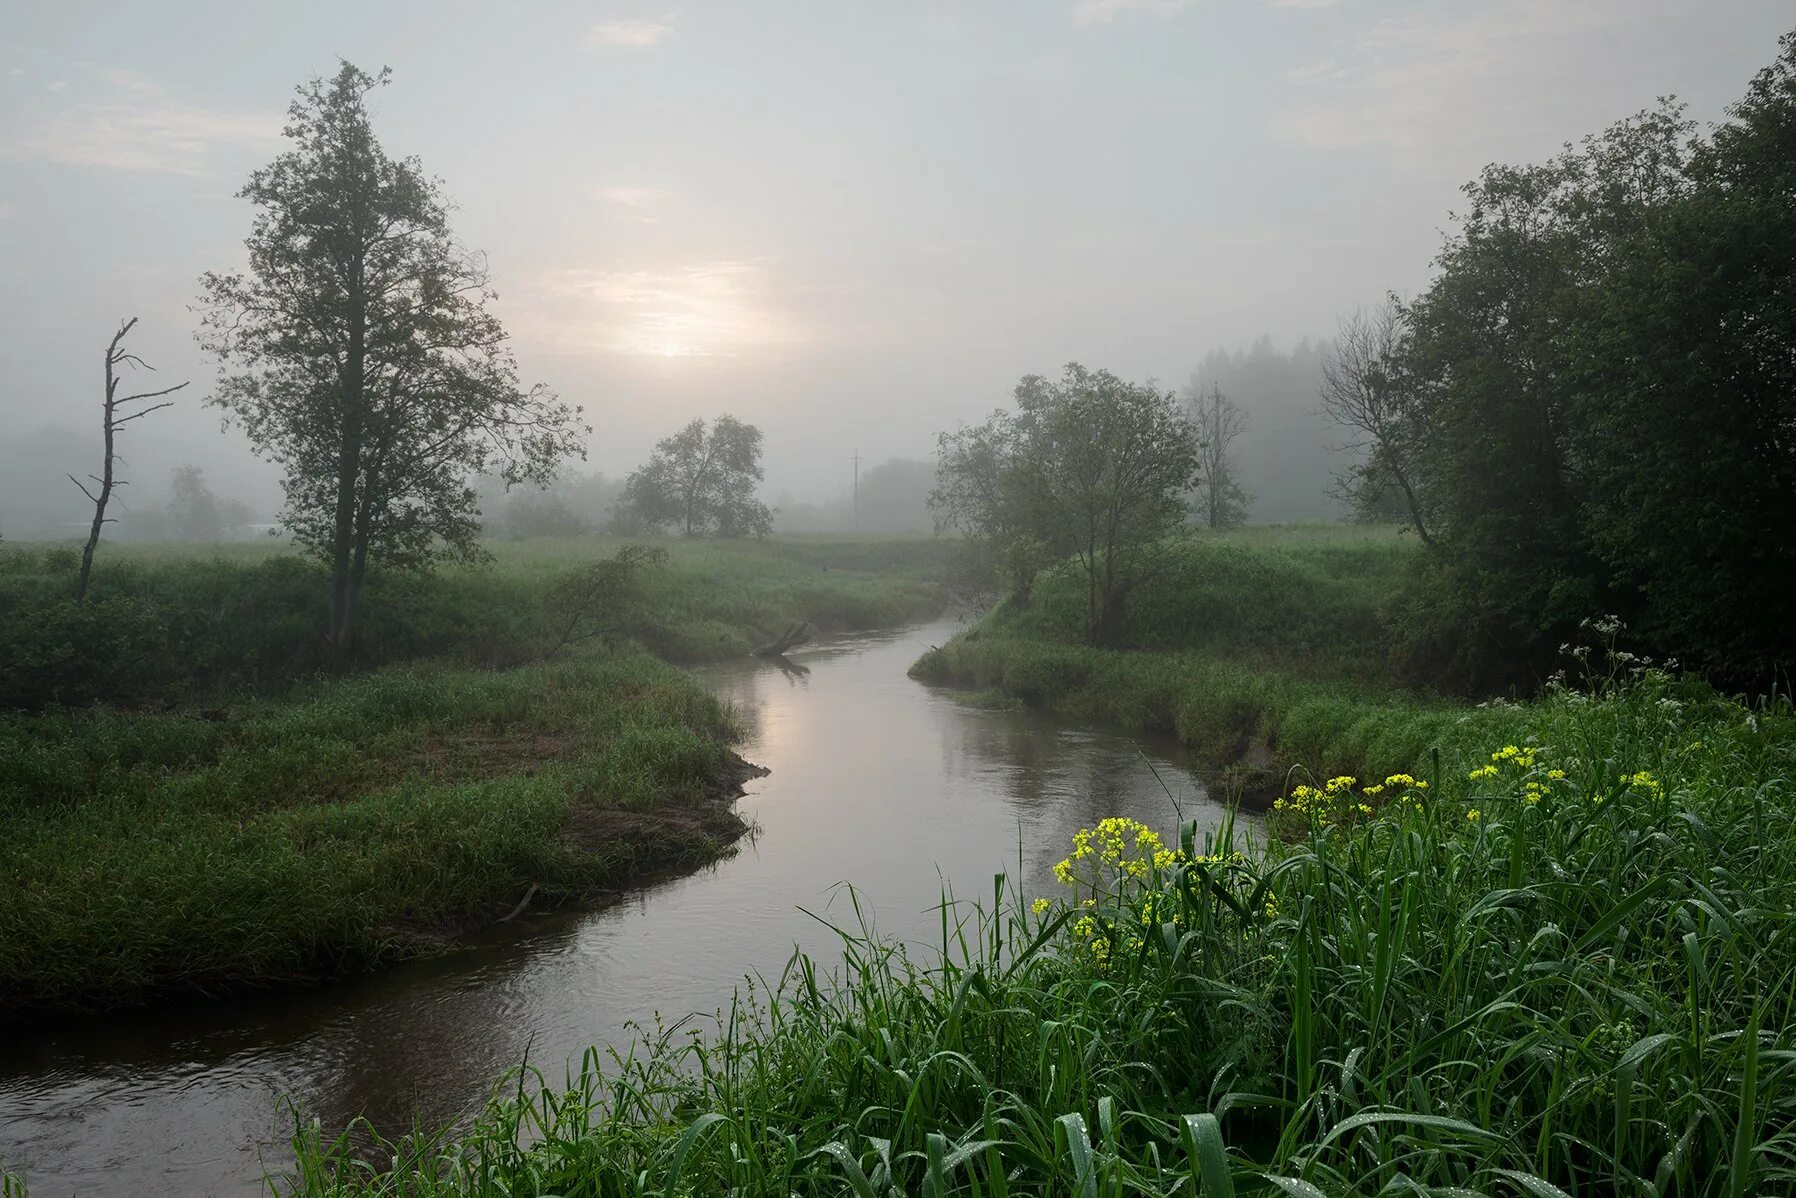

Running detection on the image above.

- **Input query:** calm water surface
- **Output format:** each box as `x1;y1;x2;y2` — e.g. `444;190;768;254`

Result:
0;618;1229;1196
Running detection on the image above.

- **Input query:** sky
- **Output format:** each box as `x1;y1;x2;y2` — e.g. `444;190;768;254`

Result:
1;0;1789;516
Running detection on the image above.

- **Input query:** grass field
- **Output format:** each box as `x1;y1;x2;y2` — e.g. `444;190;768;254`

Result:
0;535;948;709
0;534;946;1015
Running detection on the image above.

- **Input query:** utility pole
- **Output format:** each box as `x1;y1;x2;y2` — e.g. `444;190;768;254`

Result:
851;449;861;533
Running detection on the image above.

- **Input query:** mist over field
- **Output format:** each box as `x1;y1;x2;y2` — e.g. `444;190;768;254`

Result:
3;1;1788;537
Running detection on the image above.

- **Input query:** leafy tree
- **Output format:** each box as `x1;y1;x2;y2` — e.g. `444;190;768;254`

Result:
1182;379;1251;529
932;363;1199;643
1562;34;1796;681
197;62;585;658
616;415;772;537
1390;100;1695;686
1370;30;1796;688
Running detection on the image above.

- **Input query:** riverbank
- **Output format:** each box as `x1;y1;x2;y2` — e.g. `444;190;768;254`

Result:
0;535;944;1017
911;526;1468;799
0;652;753;1016
278;640;1796;1195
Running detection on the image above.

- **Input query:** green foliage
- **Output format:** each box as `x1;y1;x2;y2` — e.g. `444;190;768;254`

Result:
616;415;773;537
911;528;1451;799
197;61;585;653
545;544;669;654
931;363;1201;643
0;652;741;1012
0;536;944;709
280;669;1796;1196
1361;31;1796;688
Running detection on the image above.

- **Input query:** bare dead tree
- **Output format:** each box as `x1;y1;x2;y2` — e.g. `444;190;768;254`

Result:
1188;381;1250;529
1319;296;1434;546
70;318;187;605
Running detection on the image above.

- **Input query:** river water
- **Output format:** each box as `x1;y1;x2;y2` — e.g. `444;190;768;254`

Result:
0;618;1227;1196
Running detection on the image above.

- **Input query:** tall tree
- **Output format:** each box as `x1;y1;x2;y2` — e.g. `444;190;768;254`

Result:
1183;379;1251;529
70;318;186;605
932;364;1199;643
616;415;773;537
198;62;584;658
1562;35;1796;681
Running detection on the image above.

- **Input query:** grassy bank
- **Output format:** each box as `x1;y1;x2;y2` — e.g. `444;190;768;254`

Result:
0;535;944;1015
0;651;749;1015
279;661;1796;1195
910;527;1488;796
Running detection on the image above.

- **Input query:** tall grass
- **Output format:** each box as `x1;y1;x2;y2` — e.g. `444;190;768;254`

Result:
0;652;742;1013
0;535;946;708
278;665;1796;1196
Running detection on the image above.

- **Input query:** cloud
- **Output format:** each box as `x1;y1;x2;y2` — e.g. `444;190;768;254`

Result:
0;201;13;220
1070;0;1186;26
1265;0;1338;8
513;261;803;359
587;19;675;48
595;186;673;207
1270;1;1630;156
0;67;279;175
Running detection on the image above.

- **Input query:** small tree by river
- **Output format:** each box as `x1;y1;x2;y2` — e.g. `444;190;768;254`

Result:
931;363;1199;644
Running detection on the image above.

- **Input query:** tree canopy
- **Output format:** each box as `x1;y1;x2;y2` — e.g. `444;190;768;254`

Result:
616;415;773;538
197;62;585;656
932;363;1199;643
1328;32;1796;689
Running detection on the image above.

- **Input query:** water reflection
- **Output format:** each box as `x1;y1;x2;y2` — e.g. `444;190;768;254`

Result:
0;619;1228;1196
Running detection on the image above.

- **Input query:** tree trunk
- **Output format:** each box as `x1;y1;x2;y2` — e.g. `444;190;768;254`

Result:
1388;455;1435;548
326;295;366;662
74;323;127;606
73;347;115;607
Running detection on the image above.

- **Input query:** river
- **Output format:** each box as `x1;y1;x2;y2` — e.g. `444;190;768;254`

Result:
0;618;1229;1196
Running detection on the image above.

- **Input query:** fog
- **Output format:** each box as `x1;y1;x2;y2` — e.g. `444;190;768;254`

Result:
2;0;1787;536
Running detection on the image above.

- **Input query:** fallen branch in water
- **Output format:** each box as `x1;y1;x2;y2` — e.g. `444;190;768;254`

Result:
755;621;811;657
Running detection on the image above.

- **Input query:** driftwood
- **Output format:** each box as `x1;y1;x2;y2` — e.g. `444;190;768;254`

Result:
754;621;811;657
499;882;539;922
770;654;811;680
